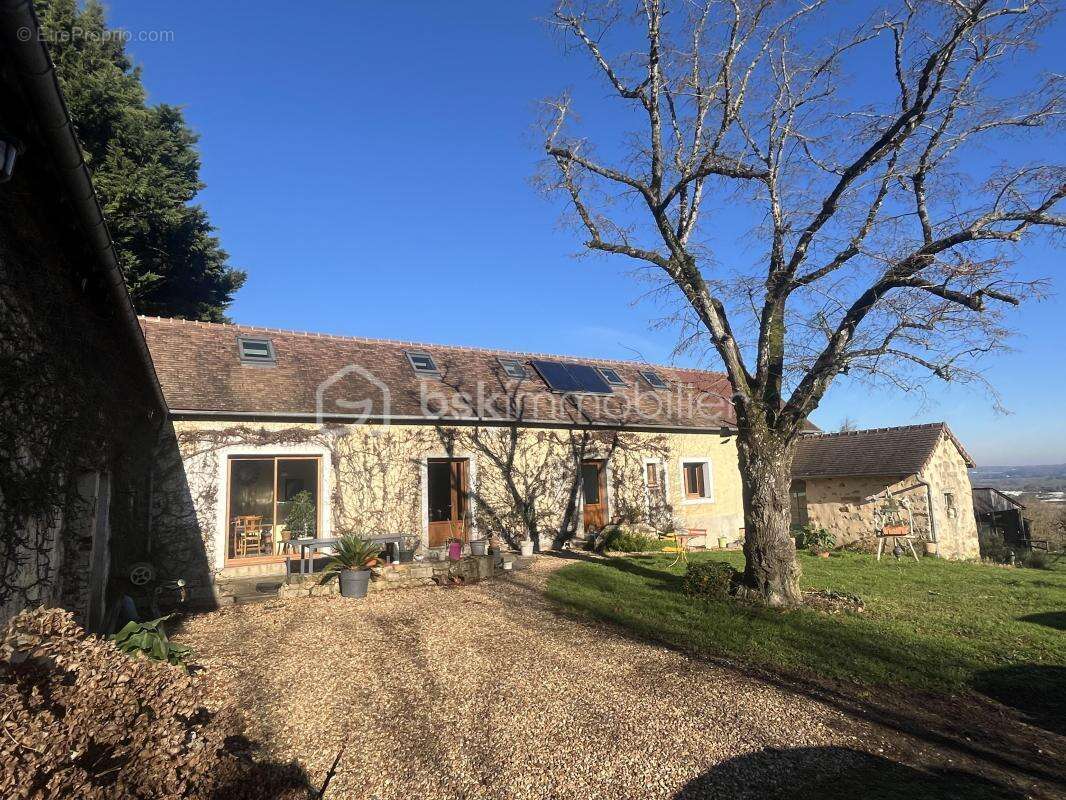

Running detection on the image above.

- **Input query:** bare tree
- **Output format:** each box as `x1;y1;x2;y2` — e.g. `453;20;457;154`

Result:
541;0;1064;604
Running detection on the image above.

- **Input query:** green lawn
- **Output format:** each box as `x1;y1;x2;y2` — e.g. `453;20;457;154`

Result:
547;551;1066;727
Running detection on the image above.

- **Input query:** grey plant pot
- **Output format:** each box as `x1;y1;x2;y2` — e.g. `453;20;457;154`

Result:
469;540;488;556
339;569;372;598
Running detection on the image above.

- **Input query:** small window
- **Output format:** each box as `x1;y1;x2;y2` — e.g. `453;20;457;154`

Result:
789;480;809;530
406;351;439;375
645;462;660;488
497;358;528;379
681;460;713;501
639;370;668;389
238;336;276;365
598;367;626;386
944;492;957;518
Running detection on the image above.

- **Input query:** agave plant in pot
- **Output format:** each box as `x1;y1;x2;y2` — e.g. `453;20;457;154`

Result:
322;534;381;598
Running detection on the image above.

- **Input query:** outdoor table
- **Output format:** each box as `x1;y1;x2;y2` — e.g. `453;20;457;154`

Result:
664;531;697;568
283;535;405;575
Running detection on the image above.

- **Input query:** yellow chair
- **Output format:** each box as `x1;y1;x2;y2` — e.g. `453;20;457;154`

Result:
662;531;692;568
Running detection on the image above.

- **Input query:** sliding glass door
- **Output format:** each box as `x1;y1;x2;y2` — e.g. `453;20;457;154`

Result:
227;456;320;562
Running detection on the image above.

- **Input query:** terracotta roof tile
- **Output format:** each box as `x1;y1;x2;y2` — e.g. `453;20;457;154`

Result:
139;316;737;430
792;422;975;478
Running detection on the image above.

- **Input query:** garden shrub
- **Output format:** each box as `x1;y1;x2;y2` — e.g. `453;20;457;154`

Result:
682;560;738;599
1022;550;1051;570
594;524;661;553
0;608;308;799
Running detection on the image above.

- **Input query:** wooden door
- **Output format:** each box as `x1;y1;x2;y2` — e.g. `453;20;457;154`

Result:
427;458;468;547
581;459;608;532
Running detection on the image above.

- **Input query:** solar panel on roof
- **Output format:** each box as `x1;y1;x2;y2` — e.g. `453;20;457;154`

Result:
531;359;582;392
566;363;613;394
531;359;613;394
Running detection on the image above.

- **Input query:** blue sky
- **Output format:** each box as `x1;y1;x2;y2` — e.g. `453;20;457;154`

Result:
107;1;1063;466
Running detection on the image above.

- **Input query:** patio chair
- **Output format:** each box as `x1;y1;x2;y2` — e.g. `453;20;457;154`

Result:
232;515;267;557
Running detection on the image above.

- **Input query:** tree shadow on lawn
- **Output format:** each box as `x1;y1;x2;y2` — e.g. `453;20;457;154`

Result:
974;664;1066;737
1017;611;1066;630
674;746;1023;800
546;562;1066;793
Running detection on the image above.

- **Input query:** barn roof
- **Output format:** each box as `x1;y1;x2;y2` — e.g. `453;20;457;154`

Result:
792;423;975;478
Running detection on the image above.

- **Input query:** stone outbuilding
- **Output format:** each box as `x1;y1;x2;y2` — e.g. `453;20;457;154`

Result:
790;423;979;560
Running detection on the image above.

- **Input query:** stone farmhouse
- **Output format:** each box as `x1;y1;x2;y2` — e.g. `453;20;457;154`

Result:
139;316;749;594
790;423;979;560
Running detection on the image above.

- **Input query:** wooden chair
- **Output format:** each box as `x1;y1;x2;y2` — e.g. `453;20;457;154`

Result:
232;515;267;557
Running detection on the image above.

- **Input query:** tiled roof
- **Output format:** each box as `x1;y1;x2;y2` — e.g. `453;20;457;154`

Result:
792;422;975;478
139;316;737;430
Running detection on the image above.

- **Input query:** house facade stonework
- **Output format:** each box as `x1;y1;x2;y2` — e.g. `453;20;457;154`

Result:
792;424;979;560
140;317;745;598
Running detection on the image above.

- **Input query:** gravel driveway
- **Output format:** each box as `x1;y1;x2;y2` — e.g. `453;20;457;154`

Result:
175;557;1038;799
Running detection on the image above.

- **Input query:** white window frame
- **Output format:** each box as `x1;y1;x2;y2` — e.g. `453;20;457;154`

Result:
679;457;715;505
213;440;333;571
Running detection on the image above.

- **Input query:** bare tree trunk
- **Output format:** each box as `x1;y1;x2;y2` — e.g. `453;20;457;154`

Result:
735;424;801;607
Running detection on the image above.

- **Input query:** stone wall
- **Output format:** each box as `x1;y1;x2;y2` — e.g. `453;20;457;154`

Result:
0;66;159;629
919;435;979;560
150;419;745;592
803;475;929;550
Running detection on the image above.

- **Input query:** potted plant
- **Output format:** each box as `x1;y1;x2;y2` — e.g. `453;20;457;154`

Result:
322;534;381;598
285;491;316;540
469;538;488;557
446;536;463;561
519;537;534;557
880;496;909;536
806;527;835;558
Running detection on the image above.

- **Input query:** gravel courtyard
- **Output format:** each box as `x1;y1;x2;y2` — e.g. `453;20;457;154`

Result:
175;557;1047;799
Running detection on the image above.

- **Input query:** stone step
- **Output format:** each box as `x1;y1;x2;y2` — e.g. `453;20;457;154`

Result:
221;562;294;579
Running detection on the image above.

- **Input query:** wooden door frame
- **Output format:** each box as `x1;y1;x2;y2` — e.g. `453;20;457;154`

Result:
421;452;477;548
580;458;610;531
224;454;322;566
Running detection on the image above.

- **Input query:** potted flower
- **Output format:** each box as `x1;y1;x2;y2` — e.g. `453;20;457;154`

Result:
322;534;381;598
806;527;835;558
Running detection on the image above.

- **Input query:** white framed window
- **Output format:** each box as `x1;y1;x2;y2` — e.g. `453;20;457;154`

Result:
680;458;714;504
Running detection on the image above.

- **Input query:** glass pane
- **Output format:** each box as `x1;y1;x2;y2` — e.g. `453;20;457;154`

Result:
231;459;274;519
582;463;601;505
276;459;318;538
428;461;453;522
229;459;274;558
